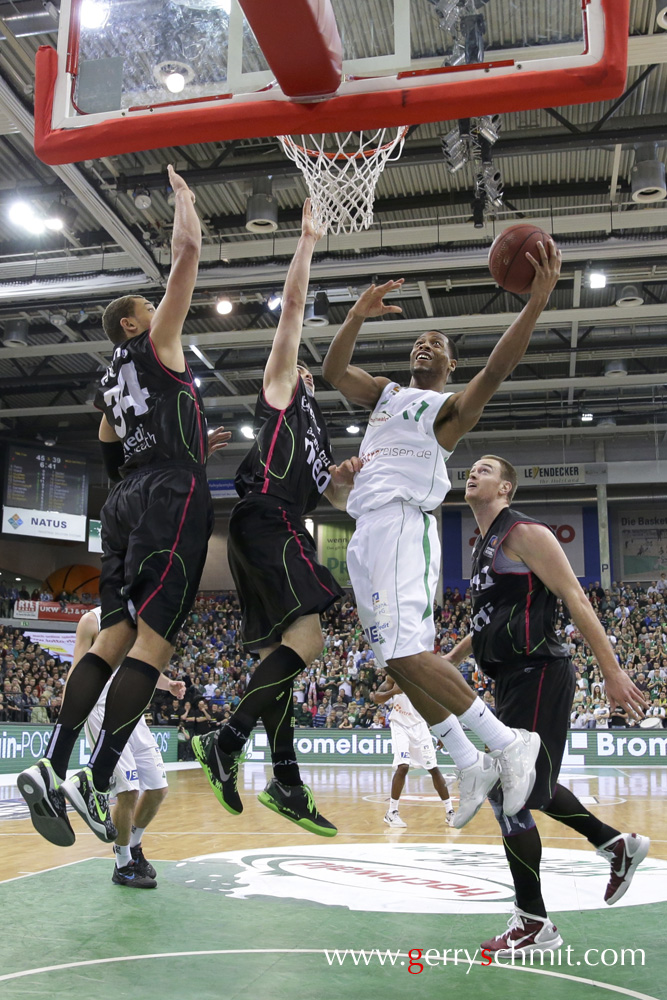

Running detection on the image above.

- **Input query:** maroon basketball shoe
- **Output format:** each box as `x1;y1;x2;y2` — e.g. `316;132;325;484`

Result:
481;906;563;957
596;832;650;905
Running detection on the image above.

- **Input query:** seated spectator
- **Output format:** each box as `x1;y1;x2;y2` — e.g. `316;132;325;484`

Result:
31;696;49;724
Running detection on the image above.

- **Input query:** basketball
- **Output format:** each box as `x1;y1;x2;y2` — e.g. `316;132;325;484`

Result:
488;224;554;294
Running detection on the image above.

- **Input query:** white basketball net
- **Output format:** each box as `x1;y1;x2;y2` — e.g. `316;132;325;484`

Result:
277;127;409;235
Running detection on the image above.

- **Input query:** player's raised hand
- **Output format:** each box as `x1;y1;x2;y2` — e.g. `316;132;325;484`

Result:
207;425;233;457
604;670;648;722
526;239;561;300
328;456;362;487
350;279;404;320
167;163;196;204
302;198;325;242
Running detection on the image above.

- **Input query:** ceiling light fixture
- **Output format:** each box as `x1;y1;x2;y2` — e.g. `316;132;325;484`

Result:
215;297;233;315
80;0;110;29
304;291;330;327
133;188;152;211
165;72;186;94
267;293;282;312
240;425;255;439
346;424;360;434
581;412;594;423
588;271;606;289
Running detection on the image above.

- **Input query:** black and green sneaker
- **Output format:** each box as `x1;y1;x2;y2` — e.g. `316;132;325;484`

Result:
258;778;337;837
192;730;244;815
61;767;117;843
17;758;76;847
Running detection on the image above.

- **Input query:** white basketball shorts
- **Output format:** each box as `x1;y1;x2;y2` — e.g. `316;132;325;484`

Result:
347;501;440;666
391;721;437;770
85;704;167;795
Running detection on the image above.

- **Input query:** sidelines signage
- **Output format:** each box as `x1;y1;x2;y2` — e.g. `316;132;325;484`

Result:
208;478;238;499
244;727;667;767
88;518;103;553
451;464;607;489
318;522;355;588
13;601;90;623
3;508;87;541
24;630;76;661
461;505;584;578
0;725;177;774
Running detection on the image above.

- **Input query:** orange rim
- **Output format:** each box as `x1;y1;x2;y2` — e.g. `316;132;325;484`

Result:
280;126;410;162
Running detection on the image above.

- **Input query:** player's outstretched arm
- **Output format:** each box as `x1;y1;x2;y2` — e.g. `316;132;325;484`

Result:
263;199;323;409
321;280;403;408
504;522;647;720
433;241;561;451
150;165;201;371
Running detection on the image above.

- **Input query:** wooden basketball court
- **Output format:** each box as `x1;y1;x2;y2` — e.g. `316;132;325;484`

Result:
1;762;665;1000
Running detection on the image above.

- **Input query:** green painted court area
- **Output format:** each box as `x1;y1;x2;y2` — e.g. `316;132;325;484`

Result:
1;856;664;1000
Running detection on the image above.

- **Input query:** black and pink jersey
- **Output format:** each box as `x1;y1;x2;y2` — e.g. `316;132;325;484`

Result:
95;331;207;476
469;506;566;677
235;380;334;514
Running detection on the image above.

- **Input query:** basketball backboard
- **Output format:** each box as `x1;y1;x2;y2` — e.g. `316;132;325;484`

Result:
34;0;629;165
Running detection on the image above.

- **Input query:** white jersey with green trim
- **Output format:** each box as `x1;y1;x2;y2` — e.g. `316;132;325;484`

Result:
347;382;454;519
388;693;424;730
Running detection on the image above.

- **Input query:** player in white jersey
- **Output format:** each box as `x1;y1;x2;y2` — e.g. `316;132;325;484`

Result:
322;242;561;828
372;676;454;828
75;607;181;888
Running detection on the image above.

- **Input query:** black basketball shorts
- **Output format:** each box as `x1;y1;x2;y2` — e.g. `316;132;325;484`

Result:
99;464;213;643
228;494;343;651
493;657;576;810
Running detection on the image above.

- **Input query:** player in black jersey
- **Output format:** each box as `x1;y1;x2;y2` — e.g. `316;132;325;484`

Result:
193;201;357;836
18;165;225;847
449;454;649;955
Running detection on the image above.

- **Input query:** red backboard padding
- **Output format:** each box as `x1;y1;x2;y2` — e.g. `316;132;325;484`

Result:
33;0;629;166
238;0;342;99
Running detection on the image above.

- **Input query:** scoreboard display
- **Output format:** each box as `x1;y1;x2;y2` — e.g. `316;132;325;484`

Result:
3;445;88;541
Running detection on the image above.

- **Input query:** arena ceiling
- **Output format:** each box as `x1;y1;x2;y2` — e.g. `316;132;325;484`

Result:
0;0;665;480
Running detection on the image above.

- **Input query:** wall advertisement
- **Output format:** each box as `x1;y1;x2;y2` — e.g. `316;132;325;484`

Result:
460;504;584;578
0;725;178;774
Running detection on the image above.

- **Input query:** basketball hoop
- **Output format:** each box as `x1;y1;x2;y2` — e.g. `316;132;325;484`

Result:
277;127;409;235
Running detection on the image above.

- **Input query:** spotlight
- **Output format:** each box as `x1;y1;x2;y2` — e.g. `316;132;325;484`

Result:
588;271;606;289
604;360;628;378
50;312;68;327
475;114;501;145
154;60;195;94
246;178;278;234
441;127;467;174
215;298;233;316
8;201;45;234
2;319;29;347
631;143;667;203
267;293;282;311
477;165;503;208
80;0;110;29
656;0;667;30
346;424;360;434
133;188;152;211
581;412;594;423
45;200;77;231
240;425;255;439
194;377;201;387
304;291;330;327
615;285;644;307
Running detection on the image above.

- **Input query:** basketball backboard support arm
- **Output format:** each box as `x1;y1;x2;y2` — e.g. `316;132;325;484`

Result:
34;0;629;166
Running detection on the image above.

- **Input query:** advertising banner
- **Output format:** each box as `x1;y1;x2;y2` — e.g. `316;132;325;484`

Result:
13;601;91;623
3;508;87;541
618;510;667;581
461;505;584;578
318;522;355;588
0;725;178;774
451;464;601;489
88;518;103;553
24;631;77;662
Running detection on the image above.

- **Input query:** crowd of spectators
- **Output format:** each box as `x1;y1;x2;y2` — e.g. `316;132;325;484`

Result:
1;577;666;739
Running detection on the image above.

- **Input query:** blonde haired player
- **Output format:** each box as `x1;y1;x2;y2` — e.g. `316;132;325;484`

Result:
372;675;454;828
74;606;182;888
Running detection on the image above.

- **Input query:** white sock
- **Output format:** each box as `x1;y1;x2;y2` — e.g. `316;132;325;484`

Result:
389;798;400;813
458;698;514;751
114;844;132;868
444;799;454;813
430;715;478;770
130;825;145;848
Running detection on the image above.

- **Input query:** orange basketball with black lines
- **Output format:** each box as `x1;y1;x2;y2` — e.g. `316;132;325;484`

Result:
45;564;100;597
488;224;554;294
